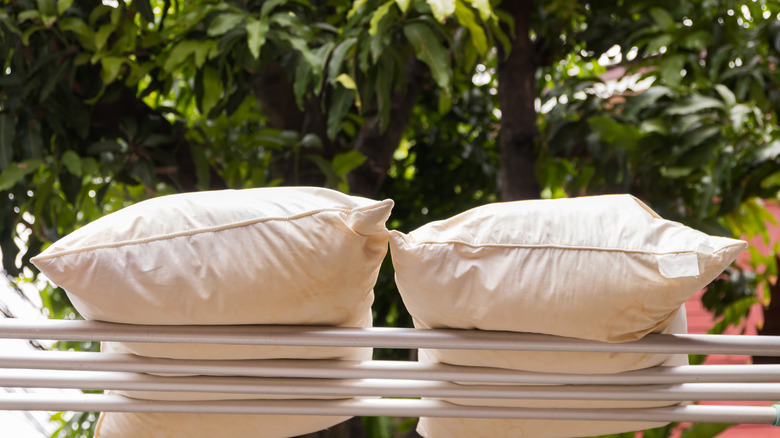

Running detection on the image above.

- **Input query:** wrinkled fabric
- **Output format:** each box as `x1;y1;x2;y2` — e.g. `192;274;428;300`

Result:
32;187;393;327
389;194;745;343
95;411;352;438
32;187;393;438
390;194;745;438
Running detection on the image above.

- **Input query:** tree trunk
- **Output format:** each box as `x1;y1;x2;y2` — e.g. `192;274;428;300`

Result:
496;0;540;201
347;59;427;198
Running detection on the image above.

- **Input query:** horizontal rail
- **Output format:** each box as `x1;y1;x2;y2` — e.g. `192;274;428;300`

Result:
4;350;780;385
3;369;780;401
3;351;780;385
2;319;780;355
1;393;778;425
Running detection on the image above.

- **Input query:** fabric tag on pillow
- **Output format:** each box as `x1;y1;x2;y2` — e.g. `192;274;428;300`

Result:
657;252;700;279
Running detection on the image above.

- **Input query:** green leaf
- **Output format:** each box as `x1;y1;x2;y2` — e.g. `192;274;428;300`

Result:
660;54;685;86
94;23;114;51
18;10;41;23
762;171;780;189
293;57;312;109
714;84;736;107
465;0;491;20
164;40;217;70
334;73;357;90
426;0;456;22
87;139;123;154
58;17;93;41
200;65;221;116
57;0;74;15
395;0;410;14
438;89;452;114
327;86;355;140
0;115;15;171
328;37;357;82
588;115;643;150
347;0;367;19
403;22;451;89
369;1;394;36
80;157;98;175
0;159;43;191
645;34;673;54
246;16;269;59
729;104;752;133
22;24;44;45
0;11;22;35
649;7;675;30
454;0;487;55
189;144;210;190
680;30;712;51
260;0;286;17
375;55;392;132
665;95;724;115
37;0;57;18
659;166;693;178
208;12;245;37
332;150;366;176
62;150;82;176
135;0;155;22
100;56;124;84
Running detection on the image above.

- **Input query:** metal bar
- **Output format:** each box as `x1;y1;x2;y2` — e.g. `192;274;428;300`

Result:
0;393;777;424
1;319;780;356
3;369;780;401
3;351;780;385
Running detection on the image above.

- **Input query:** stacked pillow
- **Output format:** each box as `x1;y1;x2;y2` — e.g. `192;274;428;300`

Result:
33;190;746;438
32;187;394;438
389;194;746;438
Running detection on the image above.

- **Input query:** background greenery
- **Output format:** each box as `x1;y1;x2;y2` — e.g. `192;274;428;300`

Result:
2;0;780;437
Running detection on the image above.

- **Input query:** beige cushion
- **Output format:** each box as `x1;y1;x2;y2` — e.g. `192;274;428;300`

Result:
390;194;745;437
33;187;393;438
414;307;688;438
417;305;690;375
32;186;393;327
389;194;745;344
417;404;669;438
94;411;352;438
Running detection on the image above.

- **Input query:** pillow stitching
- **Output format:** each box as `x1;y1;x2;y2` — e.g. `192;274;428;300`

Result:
400;239;745;257
33;202;391;260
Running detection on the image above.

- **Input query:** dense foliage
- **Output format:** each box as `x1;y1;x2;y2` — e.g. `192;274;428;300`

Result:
1;0;780;437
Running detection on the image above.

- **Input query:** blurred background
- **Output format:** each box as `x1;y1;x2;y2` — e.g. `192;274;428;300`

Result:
2;0;780;436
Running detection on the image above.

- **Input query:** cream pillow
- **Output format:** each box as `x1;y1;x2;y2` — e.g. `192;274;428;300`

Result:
32;186;393;327
415;307;688;438
389;194;745;344
94;411;352;438
33;187;393;438
389;194;745;437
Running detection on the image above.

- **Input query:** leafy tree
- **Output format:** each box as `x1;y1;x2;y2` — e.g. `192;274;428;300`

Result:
1;0;780;437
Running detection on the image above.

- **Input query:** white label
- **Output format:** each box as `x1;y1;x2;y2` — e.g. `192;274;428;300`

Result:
657;252;700;279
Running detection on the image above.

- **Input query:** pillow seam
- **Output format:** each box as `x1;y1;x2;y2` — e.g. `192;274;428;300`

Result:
33;202;390;261
402;240;745;256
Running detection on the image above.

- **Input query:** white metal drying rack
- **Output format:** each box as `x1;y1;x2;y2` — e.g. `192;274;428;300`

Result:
1;318;780;427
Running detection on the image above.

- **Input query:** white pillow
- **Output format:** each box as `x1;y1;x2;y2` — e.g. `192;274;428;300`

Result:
389;194;745;344
416;400;672;438
33;187;393;438
414;307;688;438
32;187;393;327
94;411;352;438
389;194;744;437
